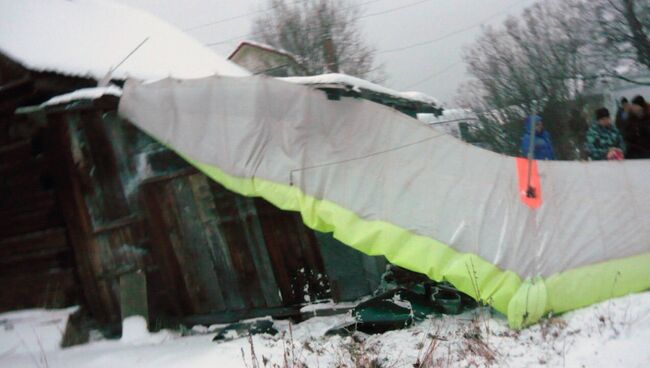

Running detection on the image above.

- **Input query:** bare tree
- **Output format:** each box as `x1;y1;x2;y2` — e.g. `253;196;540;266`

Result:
251;0;383;80
588;0;650;76
459;0;608;159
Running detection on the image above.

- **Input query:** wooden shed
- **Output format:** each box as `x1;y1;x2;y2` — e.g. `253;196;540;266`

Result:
2;86;390;325
0;0;442;328
228;41;308;77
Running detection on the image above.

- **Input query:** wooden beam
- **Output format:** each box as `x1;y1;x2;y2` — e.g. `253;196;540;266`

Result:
175;304;353;327
177;306;302;327
80;110;130;223
92;214;141;235
46;112;113;323
140;181;194;316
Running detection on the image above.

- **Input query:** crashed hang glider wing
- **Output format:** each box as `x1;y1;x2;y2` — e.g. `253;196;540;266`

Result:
118;76;650;328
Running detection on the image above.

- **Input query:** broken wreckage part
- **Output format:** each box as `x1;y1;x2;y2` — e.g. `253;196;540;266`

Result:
325;283;476;336
209;282;475;340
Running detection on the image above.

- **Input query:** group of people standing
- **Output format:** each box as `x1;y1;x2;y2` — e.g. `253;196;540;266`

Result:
612;96;650;159
520;95;650;161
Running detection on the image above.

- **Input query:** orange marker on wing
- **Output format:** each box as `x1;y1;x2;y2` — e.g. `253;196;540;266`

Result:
516;157;542;209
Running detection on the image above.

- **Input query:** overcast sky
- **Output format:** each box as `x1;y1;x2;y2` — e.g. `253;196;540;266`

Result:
117;0;539;106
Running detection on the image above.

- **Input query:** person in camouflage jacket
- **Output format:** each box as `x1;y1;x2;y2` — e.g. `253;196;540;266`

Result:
586;108;626;160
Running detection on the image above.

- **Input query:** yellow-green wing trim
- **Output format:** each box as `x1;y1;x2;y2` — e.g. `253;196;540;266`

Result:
184;153;650;329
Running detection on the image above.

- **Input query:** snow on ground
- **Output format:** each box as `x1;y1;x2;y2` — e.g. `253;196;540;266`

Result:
1;291;649;367
0;306;78;357
0;0;250;81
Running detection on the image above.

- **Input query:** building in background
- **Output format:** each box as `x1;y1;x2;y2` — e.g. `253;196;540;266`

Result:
228;41;307;77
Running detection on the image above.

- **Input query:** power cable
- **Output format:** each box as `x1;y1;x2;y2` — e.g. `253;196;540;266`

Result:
206;33;249;47
184;0;305;32
376;0;531;55
402;60;463;89
204;0;432;47
361;0;433;18
192;0;385;33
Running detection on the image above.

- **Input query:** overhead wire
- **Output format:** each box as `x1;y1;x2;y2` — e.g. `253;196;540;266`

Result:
184;0;305;32
195;0;386;35
200;0;536;97
390;0;536;92
402;60;464;89
376;0;531;55
207;0;530;53
203;0;433;47
360;0;433;18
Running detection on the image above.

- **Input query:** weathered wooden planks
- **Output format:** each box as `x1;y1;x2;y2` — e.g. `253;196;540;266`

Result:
0;112;80;313
254;198;330;304
0;228;68;259
47;112;116;322
0;269;78;311
1;100;376;326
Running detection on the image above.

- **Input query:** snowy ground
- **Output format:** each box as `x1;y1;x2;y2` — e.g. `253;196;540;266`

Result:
1;291;649;368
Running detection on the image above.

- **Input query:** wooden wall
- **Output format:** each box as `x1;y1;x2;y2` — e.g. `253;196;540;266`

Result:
140;173;331;318
0;111;80;311
0;51;387;325
0;96;385;326
32;100;333;324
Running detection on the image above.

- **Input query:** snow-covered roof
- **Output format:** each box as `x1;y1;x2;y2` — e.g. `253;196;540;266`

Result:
279;73;440;107
399;91;439;106
41;85;122;107
0;0;250;81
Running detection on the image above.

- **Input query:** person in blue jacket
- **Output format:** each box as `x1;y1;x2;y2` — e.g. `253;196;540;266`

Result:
521;115;555;160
